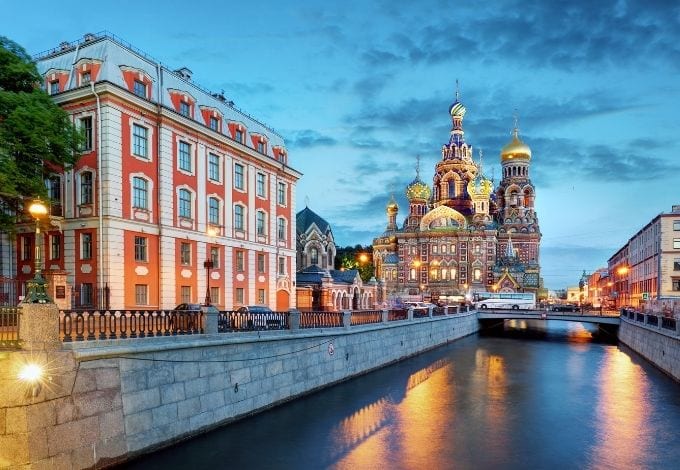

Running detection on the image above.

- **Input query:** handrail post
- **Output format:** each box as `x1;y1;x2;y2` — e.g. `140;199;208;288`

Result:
203;306;219;334
288;309;300;330
381;309;389;323
427;306;434;318
676;318;680;336
342;310;352;328
407;307;414;321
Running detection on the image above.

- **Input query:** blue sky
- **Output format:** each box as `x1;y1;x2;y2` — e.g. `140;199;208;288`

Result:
6;0;679;289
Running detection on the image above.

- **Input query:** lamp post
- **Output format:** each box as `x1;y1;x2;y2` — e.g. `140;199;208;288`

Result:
203;259;214;305
24;200;51;303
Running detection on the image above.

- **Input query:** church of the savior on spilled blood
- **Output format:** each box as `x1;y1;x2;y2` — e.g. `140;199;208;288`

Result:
372;93;542;302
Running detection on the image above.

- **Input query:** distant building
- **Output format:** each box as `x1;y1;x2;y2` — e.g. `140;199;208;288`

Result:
296;207;377;310
6;32;301;310
607;205;680;313
372;93;541;303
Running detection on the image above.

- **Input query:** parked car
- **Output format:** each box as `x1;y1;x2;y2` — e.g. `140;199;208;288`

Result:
403;302;432;314
236;305;273;314
234;305;281;329
171;303;218;332
551;304;578;312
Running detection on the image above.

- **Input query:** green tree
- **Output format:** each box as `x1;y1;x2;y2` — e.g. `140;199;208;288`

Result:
0;36;80;231
335;244;374;282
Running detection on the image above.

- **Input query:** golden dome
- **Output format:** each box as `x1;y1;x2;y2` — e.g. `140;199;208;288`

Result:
501;128;531;162
386;195;399;215
406;177;431;201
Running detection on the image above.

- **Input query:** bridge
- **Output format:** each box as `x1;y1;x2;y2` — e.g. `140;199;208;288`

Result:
476;309;620;325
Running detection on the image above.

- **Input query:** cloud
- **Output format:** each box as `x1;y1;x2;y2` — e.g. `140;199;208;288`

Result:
286;129;338;148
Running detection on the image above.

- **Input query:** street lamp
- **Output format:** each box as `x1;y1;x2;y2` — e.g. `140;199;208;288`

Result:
203;259;214;305
23;200;51;303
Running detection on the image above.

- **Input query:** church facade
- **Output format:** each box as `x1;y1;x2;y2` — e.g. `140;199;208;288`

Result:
372;94;541;303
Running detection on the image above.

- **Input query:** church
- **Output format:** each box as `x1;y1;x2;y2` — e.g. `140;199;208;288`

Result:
372;93;542;303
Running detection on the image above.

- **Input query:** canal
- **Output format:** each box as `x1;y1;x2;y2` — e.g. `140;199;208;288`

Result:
121;320;680;469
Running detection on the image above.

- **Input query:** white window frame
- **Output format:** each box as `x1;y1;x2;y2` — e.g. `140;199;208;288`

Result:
277;181;287;206
129;120;154;161
256;210;267;236
177;186;195;220
234;204;246;232
277;217;287;241
178;140;193;174
234;162;245;191
208;153;222;183
256;172;266;198
208;195;222;226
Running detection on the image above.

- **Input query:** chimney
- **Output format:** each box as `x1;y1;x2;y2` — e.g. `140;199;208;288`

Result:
83;33;97;42
175;67;193;81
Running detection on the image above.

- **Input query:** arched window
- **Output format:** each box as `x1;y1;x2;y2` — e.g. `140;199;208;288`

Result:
409;268;416;280
448;181;455;198
473;268;482;280
208;197;220;224
310;247;319;265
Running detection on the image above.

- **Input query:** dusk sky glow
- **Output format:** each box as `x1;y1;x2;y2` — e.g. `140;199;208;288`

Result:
6;0;679;289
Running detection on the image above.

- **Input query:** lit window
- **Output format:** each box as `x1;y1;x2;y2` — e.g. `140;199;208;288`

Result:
134;236;147;262
179;189;192;219
180;101;190;117
81;233;92;259
234;205;244;231
135;284;148;305
256;173;266;198
50;81;59;95
178;141;191;172
80;172;93;204
132;177;148;209
80;116;93;151
133;124;148;158
209;116;219;131
256;211;266;236
210;287;220;304
277;218;286;240
234;163;244;190
208;154;220;181
235;287;244;304
208;197;220;225
133;80;146;98
257;253;265;273
258;288;265;304
181;286;191;303
236;250;244;272
277;182;286;206
180;242;191;265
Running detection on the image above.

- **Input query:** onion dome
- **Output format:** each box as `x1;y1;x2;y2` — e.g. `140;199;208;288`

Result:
467;173;494;198
448;99;467;118
501;127;532;162
406;176;431;201
386;195;399;215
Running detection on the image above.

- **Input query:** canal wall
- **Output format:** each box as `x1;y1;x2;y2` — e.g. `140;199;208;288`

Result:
618;315;680;382
0;307;479;469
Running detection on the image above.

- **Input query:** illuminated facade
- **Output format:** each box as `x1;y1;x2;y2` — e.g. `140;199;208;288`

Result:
10;33;300;310
373;94;541;301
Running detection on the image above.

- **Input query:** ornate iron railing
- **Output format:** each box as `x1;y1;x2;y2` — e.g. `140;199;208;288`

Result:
646;314;659;327
218;311;289;332
299;311;344;329
388;309;408;321
413;309;429;318
0;306;20;348
433;307;446;316
661;316;677;331
350;310;382;326
635;312;645;323
60;309;203;342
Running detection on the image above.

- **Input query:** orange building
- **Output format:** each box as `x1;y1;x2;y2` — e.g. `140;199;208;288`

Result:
12;33;300;310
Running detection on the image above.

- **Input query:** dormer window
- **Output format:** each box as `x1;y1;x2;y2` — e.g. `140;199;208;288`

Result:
81;71;91;85
235;129;243;143
134;80;147;98
209;116;219;131
50;81;59;95
257;141;265;153
180;102;190;117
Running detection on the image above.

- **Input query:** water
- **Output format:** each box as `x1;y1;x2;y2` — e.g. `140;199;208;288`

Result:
121;321;680;469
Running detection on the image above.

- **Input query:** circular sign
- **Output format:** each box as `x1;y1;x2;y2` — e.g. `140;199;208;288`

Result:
328;342;335;356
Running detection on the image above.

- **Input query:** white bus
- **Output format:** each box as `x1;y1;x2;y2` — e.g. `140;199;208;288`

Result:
472;292;536;310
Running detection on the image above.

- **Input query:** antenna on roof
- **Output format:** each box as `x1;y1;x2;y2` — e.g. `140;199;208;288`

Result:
304;195;310;207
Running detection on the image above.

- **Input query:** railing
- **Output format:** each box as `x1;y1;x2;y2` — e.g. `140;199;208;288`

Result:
433;307;446;316
661;316;677;331
218;311;289;332
299;311;344;329
350;310;382;326
635;312;645;323
646;314;659;327
388;309;408;321
413;309;429;319
60;309;203;342
0;278;21;307
0;306;20;348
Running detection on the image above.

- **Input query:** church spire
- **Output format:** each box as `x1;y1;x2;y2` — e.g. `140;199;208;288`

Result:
506;234;516;259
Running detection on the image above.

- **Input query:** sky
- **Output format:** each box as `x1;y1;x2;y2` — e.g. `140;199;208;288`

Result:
5;0;680;289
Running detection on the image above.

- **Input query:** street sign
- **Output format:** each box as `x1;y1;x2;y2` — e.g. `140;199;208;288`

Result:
642;292;649;300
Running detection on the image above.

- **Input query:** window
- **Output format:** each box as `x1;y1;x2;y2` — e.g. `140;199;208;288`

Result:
181;286;191;303
210;247;219;268
409;268;416;281
235;129;243;143
277;218;286;240
210;287;220;304
179;189;192;219
674;239;680;249
257;141;265;153
81;283;93;306
673;279;680;292
208;154;220;182
180;242;191;265
258;289;265;304
256;173;266;198
235;287;244;304
133;80;146;98
50;234;61;260
257;253;265;273
133;124;148;158
81;71;91;85
278;256;286;275
675;221;680;231
234;205;244;231
179;101;190;117
208;197;220;225
310;247;318;265
80;116;93;151
256;211;266;236
209;116;219;131
134;236;147;262
132;177;148;209
675;258;680;271
135;284;148;305
277;182;286;206
236;250;244;272
81;233;92;259
21;236;32;261
49;81;59;95
178;141;191;172
80;172;93;204
234;163;244;190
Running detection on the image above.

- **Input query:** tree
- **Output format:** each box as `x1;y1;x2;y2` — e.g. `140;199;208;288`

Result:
0;36;80;231
335;244;374;282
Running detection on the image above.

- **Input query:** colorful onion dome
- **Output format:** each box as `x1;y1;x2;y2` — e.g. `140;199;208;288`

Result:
467;173;494;198
501;127;532;162
406;176;431;201
448;99;467;118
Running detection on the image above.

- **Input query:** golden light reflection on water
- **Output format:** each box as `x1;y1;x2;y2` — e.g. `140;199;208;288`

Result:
589;347;651;469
